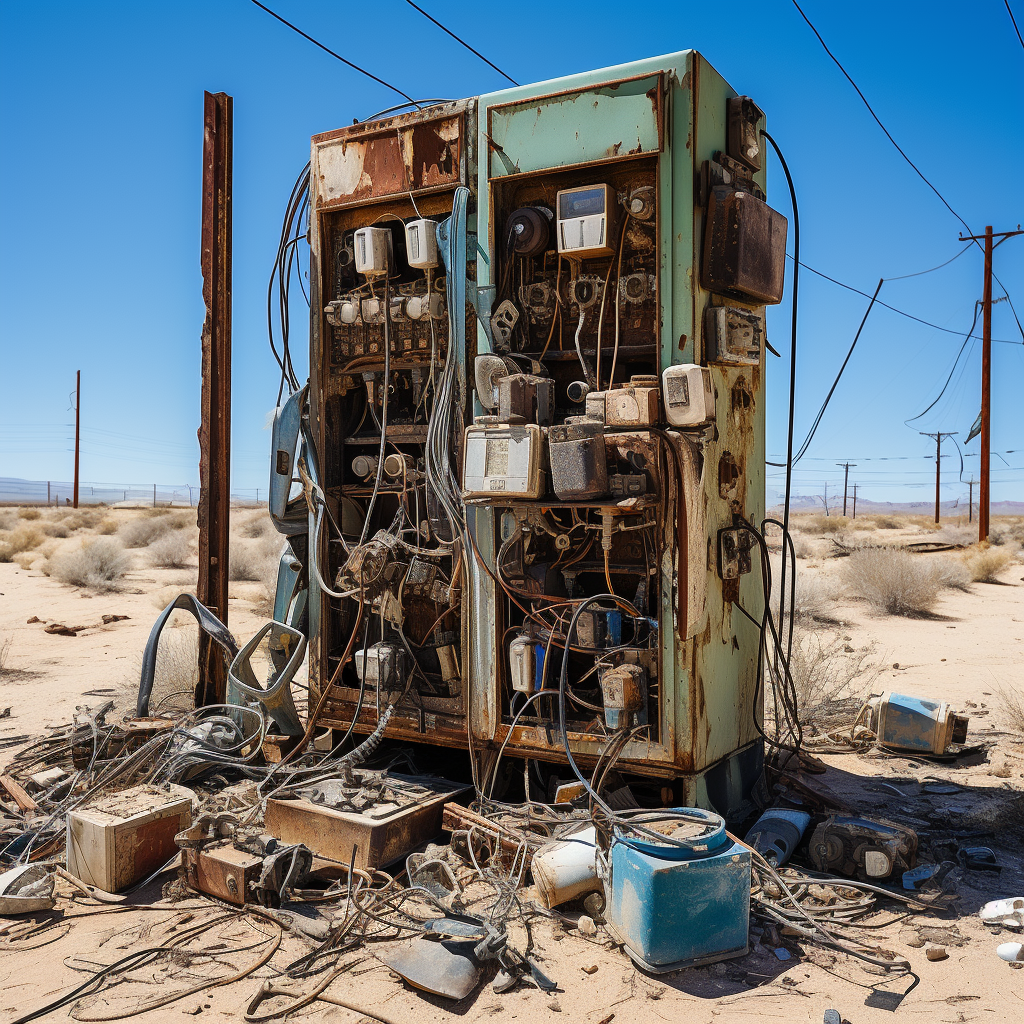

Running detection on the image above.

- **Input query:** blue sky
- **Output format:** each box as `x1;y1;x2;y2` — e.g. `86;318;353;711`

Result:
1;1;1022;506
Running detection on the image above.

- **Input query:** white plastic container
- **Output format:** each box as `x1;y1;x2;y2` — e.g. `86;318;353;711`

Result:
405;219;439;269
531;826;599;908
661;364;715;427
354;226;393;277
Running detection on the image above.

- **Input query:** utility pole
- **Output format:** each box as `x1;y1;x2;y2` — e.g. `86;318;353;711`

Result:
920;431;957;524
836;462;856;517
197;90;233;708
852;483;858;519
73;370;80;509
959;224;1023;541
968;477;974;524
824;482;829;516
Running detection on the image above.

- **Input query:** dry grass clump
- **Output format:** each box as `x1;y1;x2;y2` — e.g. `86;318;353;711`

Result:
0;636;11;680
18;508;41;521
933;525;975;547
772;566;843;624
230;538;283;616
792;534;822;560
965;546;1013;582
843;547;941;616
788;628;880;728
796;514;850;535
46;537;131;591
870;513;904;529
0;525;44;562
96;518;118;535
229;541;265;581
119;513;190;548
236;510;277;540
39;520;71;538
148;531;195;569
989;520;1024;547
997;685;1024;736
933;556;972;592
13;551;39;570
0;510;19;530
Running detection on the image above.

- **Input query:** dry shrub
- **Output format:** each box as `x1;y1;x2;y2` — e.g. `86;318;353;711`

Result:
18;508;41;521
933;556;971;592
871;514;904;530
0;636;11;678
237;510;276;540
0;510;18;530
96;518;118;535
119;514;188;548
0;525;44;562
788;628;880;728
13;551;38;570
997;685;1024;736
798;514;850;535
989;521;1024;547
934;525;975;547
46;537;131;591
772;566;842;624
39;521;70;538
965;546;1013;582
148;531;195;569
843;547;941;616
851;519;877;531
792;534;821;560
66;509;108;530
126;624;199;715
229;542;264;581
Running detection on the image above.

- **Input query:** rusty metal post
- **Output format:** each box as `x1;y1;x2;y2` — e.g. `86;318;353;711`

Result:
197;91;233;707
73;370;80;509
980;225;993;542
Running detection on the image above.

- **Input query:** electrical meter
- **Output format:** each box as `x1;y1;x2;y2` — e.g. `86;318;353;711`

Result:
661;364;715;428
705;306;763;365
404;219;439;269
354;226;393;277
462;422;545;499
556;184;616;258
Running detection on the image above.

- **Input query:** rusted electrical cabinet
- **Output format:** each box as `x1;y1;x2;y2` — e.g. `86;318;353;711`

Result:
305;52;782;818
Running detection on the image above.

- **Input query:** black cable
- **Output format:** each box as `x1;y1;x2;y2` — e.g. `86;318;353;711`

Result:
792;255;1020;345
883;245;970;280
249;1;421;107
1007;0;1024;51
767;278;882;469
791;0;974;237
904;301;981;426
403;0;518;85
761;130;799;659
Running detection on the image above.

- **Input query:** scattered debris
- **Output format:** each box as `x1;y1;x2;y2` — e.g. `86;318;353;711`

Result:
925;946;948;961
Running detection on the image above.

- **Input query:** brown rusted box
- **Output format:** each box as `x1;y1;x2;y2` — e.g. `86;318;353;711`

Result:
264;778;469;870
701;187;787;304
184;840;264;905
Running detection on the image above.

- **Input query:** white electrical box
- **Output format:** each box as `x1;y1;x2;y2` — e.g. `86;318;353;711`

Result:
556;184;616;258
354;642;405;689
354;226;393;277
509;634;536;693
462;422;545;499
405;218;439;269
360;297;385;324
661;364;715;428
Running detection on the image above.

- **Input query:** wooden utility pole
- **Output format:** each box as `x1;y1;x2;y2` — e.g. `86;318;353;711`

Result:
73;370;80;509
920;431;956;524
836;462;856;517
197;91;233;708
959;224;1023;541
852;483;858;519
968;477;974;524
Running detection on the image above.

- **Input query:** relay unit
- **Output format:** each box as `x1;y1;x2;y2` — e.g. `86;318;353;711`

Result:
300;53;782;819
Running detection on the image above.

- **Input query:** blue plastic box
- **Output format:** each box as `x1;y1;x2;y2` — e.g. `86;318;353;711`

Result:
605;808;750;972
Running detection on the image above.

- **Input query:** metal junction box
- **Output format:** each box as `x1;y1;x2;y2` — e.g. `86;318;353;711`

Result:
304;52;778;819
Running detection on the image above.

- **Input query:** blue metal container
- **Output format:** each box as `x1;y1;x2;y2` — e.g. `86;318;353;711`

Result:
606;808;750;972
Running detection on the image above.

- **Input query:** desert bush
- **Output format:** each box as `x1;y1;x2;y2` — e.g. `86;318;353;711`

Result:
0;525;44;562
18;508;41;521
46;537;131;591
843;547;941;616
965;546;1013;583
870;514;903;529
933;556;971;592
0;636;11;679
39;521;70;538
96;518;118;535
797;514;849;535
850;519;877;531
127;625;199;715
229;542;264;581
988;522;1024;547
119;514;188;548
13;551;38;570
787;628;880;728
237;511;276;540
998;685;1024;736
148;531;195;569
934;525;975;547
772;566;842;624
0;511;18;530
792;534;821;560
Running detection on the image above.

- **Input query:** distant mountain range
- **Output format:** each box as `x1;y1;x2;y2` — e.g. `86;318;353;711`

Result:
769;494;1024;517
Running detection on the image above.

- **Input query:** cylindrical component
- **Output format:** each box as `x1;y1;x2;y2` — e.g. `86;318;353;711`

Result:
351;455;376;477
531;827;599;908
383;453;414;480
744;809;811;868
566;380;590;405
507;207;550;257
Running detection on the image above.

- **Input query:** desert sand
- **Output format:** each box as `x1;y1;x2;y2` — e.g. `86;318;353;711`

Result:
2;506;1024;1023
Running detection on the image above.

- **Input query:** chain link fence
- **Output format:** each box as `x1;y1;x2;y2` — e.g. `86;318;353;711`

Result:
0;477;264;508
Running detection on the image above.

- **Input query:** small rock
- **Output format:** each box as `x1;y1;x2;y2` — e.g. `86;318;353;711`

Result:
548;999;562;1011
101;614;129;624
893;662;900;669
26;616;40;624
926;946;948;961
582;965;598;975
773;948;792;961
577;915;597;937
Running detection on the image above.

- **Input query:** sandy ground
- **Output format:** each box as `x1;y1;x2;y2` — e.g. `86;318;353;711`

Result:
2;509;1024;1023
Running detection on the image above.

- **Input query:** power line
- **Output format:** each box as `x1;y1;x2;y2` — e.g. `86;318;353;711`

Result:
1007;1;1024;51
790;0;973;237
248;0;419;107
403;1;518;85
883;245;970;280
